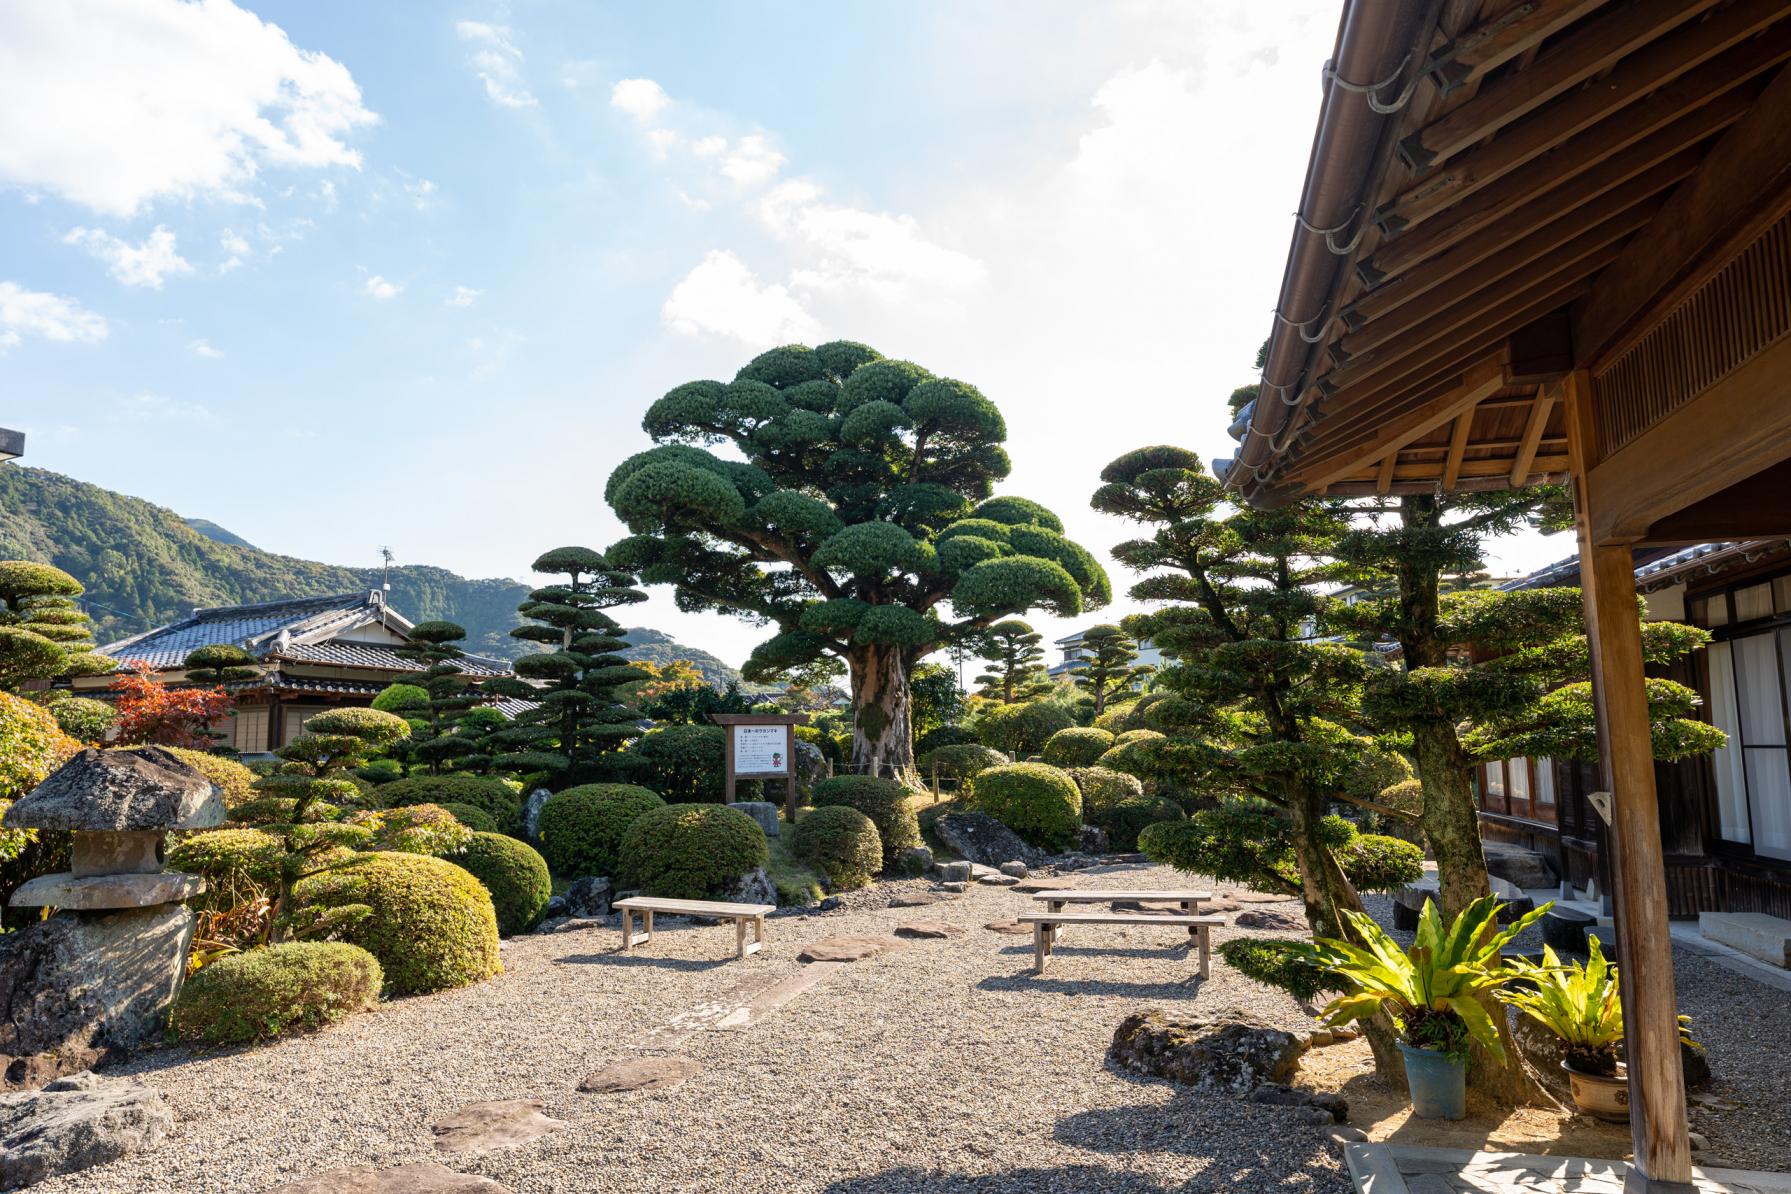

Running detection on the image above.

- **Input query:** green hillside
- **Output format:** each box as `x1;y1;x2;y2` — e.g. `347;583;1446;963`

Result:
619;626;756;691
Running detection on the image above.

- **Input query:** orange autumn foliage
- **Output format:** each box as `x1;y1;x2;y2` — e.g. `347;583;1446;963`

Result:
111;661;235;750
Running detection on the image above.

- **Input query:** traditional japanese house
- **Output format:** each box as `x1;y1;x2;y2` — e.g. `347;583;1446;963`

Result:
1221;0;1791;1184
69;590;514;755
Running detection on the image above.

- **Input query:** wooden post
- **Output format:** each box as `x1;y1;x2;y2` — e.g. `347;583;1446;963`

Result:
1565;370;1693;1192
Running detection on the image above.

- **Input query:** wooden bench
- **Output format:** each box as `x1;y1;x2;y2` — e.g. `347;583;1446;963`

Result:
613;896;775;961
1017;911;1226;977
1029;889;1213;918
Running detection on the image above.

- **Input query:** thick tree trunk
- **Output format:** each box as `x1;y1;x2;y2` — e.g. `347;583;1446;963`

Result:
848;644;918;785
1410;721;1492;918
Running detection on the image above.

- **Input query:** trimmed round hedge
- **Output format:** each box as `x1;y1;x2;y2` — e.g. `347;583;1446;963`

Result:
129;747;256;809
453;832;552;936
1064;765;1144;811
626;724;727;802
168;942;382;1045
919;744;1007;785
377;774;519;828
1091;795;1183;852
790;806;882;891
537;784;665;878
811;775;920;870
0;690;77;803
167;827;284;907
290;852;501;996
1041;727;1115;768
975;701;1074;757
970;763;1082;852
229;796;342;826
618;803;768;900
438;802;498;833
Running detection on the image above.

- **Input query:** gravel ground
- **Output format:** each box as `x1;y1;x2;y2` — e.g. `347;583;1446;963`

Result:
36;863;1350;1194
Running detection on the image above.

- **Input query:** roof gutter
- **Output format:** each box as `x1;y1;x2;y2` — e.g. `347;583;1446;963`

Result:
1221;0;1436;502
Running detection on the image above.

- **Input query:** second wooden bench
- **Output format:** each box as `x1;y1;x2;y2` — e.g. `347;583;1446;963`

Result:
1016;911;1226;977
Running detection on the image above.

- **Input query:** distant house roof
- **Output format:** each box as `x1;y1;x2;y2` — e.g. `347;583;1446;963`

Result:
1501;542;1791;594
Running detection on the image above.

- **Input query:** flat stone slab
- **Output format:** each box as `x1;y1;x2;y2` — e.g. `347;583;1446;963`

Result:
712;963;839;1030
984;919;1032;935
1012;877;1069;893
798;934;907;963
9;870;205;910
895;920;965;939
262;1162;513;1193
0;1072;173;1189
1700;911;1791;968
579;1057;702;1094
889;892;957;907
430;1100;562;1154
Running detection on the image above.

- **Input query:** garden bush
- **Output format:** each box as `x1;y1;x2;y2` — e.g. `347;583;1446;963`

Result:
1091;795;1183;852
167;828;284;904
919;744;1007;786
376;774;519;829
0;691;77;802
1064;765;1143;811
1136;807;1423;895
1041;726;1115;768
1338;831;1425;893
789;806;882;891
371;683;430;715
289;852;501;995
914;725;975;756
1373;778;1426;844
626;724;727;802
438;802;498;833
343;804;473;856
811;775;920;870
618;804;768;900
168;942;382;1045
354;758;404;786
1218;938;1337;1004
118;744;258;808
48;696;116;742
975;700;1074;757
453;832;552;936
229;797;342;826
969;763;1082;852
537;784;665;878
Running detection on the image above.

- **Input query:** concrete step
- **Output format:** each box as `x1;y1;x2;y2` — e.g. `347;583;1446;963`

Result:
1699;911;1791;968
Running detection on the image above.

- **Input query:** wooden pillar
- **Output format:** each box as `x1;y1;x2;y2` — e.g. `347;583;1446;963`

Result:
1565;371;1693;1191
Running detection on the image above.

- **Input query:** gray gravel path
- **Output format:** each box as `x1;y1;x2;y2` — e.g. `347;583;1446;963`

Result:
36;864;1350;1194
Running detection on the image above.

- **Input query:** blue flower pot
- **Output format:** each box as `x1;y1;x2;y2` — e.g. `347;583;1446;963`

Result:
1399;1041;1467;1120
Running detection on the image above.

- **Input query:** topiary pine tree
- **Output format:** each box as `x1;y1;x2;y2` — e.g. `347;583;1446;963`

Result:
178;644;258;754
1069;623;1153;718
605;342;1109;782
477;547;651;786
972;619;1051;704
392;621;483;774
0;561;115;691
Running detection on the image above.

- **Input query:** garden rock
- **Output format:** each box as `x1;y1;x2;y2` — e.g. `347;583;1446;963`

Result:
733;801;781;839
542;896;568;921
890;892;954;908
1234;909;1305;931
1054;853;1098;872
900;846;934;874
1012;877;1064;893
580;1057;702;1094
1482;842;1557;890
431;1100;563;1153
1542;905;1596;954
816;897;843;912
521;788;551;843
1109;1010;1307;1094
940;881;967;893
1078;825;1110;854
263;1162;513;1193
793;739;827;798
798;935;906;963
999;860;1029;878
979;874;1020;887
4;747;222;832
985;919;1031;935
726;867;777;907
562;877;612;920
933;813;1042;868
1247;1083;1349;1124
0;1071;173;1189
895;920;965;939
934;861;972;883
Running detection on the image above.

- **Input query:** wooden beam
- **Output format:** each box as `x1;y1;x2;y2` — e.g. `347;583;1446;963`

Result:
1446;410;1476;491
1640;458;1791;544
1509;389;1556;485
1564;368;1693;1188
1588;332;1791;544
1375;452;1397;494
1381;12;1791;234
1299;356;1508;491
1400;0;1722;170
1575;62;1791;368
1427;0;1614;94
1339;452;1571;484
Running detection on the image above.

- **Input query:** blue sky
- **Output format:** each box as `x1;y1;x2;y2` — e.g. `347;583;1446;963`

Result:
0;0;1571;666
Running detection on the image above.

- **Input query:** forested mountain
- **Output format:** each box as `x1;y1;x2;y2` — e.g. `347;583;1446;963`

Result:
618;627;752;690
183;517;258;550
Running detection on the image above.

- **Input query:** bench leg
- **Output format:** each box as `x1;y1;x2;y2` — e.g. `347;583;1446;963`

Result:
645;910;654;938
1183;900;1198;935
1048;899;1064;915
1198;924;1211;980
755;915;765;944
736;916;748;960
1033;924;1048;975
621;909;634;951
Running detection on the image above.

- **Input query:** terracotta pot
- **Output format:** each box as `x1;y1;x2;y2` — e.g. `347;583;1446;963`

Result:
1563;1059;1629;1122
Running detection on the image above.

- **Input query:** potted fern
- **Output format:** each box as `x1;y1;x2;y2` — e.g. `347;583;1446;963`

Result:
1498;935;1695;1122
1307;896;1548;1119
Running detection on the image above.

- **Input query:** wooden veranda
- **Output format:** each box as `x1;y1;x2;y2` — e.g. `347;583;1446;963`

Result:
1223;2;1791;1190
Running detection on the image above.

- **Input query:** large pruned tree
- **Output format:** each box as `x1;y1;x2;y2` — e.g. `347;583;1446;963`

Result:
605;342;1109;782
972;619;1051;704
1069;623;1153;718
392;620;482;774
0;562;114;691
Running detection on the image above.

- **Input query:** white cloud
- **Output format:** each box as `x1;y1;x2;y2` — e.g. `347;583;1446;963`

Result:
720;135;786;189
62;225;194;289
445;285;481;307
121;392;212;421
610;78;669;122
0;281;108;351
404;176;438;209
188;338;224;359
364;274;400;299
456;22;536;108
662;250;823;346
758;181;985;295
0;0;376;215
218;229;251;273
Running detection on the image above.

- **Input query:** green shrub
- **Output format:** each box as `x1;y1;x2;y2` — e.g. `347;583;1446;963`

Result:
344;804;473;856
167;828;284;905
453;832;551;936
114;744;258;808
371;683;430;715
230;797;341;826
289;852;501;996
811;775;920;870
438;802;498;833
0;691;77;802
915;725;975;755
1374;778;1426;844
1137;807;1423;895
618;804;768;900
626;724;727;802
537;784;665;878
1064;765;1143;811
354;758;404;786
377;774;519;828
970;762;1082;851
1041;726;1115;768
919;744;1008;785
1091;794;1183;852
1338;832;1425;893
1218;938;1338;1004
168;942;382;1044
48;696;116;742
975;700;1074;757
790;806;882;891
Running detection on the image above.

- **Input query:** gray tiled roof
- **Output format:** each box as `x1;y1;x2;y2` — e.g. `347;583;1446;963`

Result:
274;641;511;677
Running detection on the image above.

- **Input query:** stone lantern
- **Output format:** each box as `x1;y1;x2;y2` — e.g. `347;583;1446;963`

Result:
0;748;226;1074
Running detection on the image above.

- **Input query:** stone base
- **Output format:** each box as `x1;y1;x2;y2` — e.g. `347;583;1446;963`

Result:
1698;911;1791;968
0;905;194;1087
0;1071;173;1189
733;802;781;838
9;871;203;911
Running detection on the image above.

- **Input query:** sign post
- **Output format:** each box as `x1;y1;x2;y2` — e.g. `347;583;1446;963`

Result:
709;712;811;821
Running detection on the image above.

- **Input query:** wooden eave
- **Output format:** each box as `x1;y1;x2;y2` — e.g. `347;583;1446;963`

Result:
1233;0;1791;505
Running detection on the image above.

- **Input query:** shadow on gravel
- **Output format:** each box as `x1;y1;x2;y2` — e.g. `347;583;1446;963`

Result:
1055;1098;1349;1188
819;1163;1176;1193
552;953;732;972
976;971;1205;1000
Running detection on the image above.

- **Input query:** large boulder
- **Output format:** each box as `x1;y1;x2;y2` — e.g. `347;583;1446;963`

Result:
793;739;827;798
520;788;552;844
3;747;223;832
0;1071;173;1188
733;801;781;839
0;905;195;1088
932;812;1043;868
562;877;612;920
1109;1010;1307;1094
726;867;777;907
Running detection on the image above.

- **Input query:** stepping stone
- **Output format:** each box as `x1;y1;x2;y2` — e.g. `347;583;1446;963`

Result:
798;934;906;962
579;1057;702;1094
430;1100;562;1154
1012;877;1066;893
0;1072;173;1190
984;919;1031;935
895;920;965;939
263;1162;512;1193
890;892;955;907
712;963;839;1029
978;875;1020;886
